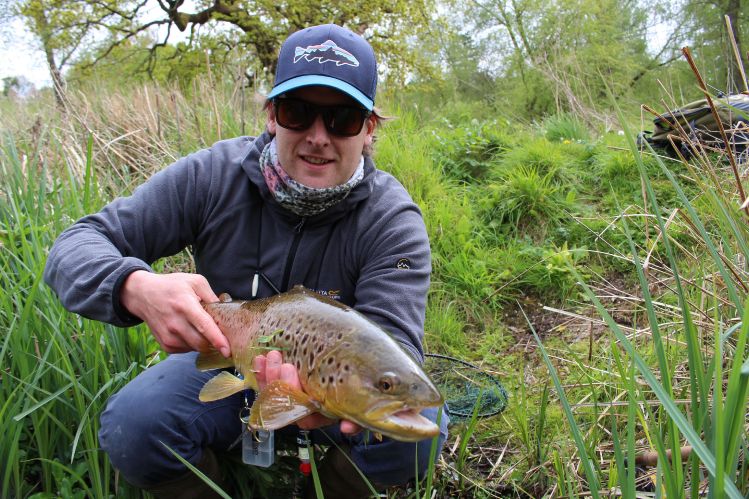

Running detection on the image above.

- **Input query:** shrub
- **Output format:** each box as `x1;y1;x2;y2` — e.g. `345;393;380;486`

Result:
481;165;577;238
496;137;593;189
542;113;591;143
430;119;514;183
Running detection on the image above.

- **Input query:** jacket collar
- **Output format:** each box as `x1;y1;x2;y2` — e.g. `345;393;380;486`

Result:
241;131;375;228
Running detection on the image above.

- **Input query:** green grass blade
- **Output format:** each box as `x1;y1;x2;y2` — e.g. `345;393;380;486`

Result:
160;442;232;499
524;304;601;497
12;382;74;421
306;438;325;499
572;268;743;498
421;407;443;498
721;302;749;475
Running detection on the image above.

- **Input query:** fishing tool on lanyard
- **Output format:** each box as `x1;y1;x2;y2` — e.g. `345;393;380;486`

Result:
238;376;275;467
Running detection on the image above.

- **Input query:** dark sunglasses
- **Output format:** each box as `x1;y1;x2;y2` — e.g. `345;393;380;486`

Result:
273;97;372;137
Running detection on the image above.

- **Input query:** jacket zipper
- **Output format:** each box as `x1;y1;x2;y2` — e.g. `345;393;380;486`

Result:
281;217;306;291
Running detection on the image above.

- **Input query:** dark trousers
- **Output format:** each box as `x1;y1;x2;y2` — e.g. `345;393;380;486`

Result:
99;352;448;491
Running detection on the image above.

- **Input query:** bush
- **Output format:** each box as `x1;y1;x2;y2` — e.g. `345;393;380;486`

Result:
430;119;515;183
496;137;593;189
541;113;591;143
481;165;577;239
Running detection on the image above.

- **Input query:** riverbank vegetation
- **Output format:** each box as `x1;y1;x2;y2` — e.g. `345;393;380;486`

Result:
2;0;748;496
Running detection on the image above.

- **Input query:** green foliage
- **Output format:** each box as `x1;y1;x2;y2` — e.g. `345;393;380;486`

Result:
522;242;588;301
430;118;514;183
680;0;748;91
496;137;592;186
69;37;215;87
35;0;438;90
542;113;592;143
482;165;576;237
446;0;666;119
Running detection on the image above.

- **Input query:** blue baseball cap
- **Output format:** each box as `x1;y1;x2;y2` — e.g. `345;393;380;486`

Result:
267;24;377;111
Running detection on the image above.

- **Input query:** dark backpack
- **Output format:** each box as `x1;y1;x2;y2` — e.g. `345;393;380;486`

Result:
639;93;749;159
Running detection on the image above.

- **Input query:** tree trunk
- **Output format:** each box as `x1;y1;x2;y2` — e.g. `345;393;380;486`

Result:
44;44;65;108
31;8;66;108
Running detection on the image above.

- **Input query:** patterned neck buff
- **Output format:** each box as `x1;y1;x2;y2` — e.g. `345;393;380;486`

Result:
259;138;364;217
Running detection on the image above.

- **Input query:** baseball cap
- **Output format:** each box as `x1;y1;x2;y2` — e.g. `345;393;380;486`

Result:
267;24;377;111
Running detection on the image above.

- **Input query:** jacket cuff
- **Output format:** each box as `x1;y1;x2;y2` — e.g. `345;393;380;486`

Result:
112;266;151;326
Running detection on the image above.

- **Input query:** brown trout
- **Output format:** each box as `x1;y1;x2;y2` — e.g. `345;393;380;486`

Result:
197;286;443;442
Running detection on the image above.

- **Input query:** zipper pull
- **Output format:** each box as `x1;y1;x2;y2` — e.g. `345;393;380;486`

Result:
293;217;306;233
251;272;259;299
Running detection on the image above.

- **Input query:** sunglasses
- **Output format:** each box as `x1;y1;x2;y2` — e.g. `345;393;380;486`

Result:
273;97;372;137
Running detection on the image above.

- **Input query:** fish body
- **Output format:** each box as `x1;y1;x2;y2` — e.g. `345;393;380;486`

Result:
198;286;443;442
293;40;360;67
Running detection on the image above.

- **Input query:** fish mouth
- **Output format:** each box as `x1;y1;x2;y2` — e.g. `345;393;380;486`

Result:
387;407;437;429
359;403;442;442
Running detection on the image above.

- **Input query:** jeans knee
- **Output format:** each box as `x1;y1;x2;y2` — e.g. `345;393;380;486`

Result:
99;390;187;488
98;354;245;488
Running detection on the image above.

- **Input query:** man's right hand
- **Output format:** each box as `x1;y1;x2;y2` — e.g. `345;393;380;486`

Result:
120;270;231;357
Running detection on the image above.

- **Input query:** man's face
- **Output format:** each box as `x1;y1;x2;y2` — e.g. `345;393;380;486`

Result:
267;86;375;189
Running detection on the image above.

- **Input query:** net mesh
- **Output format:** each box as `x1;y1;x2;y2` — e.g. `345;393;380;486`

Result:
424;353;508;421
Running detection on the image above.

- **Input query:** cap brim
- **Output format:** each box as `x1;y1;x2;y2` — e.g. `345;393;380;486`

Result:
267;75;374;110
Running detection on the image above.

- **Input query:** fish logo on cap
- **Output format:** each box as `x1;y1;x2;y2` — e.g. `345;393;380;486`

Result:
293;40;360;67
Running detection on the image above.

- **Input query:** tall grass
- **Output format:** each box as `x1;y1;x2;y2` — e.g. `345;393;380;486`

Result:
529;94;749;496
0;74;264;497
5;67;749;497
0;131;155;498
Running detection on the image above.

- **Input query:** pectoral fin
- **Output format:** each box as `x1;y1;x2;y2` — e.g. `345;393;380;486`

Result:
249;381;319;430
199;371;252;402
196;349;235;371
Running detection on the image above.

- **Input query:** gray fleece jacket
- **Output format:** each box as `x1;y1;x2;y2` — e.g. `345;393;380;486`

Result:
43;132;431;360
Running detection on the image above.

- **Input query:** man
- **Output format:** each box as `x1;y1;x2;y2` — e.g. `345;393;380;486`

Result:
44;24;447;498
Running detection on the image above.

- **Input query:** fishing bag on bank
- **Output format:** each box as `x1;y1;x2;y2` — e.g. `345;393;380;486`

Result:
638;93;749;160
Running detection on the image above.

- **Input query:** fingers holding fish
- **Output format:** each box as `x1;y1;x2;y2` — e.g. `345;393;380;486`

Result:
339;419;363;436
253;350;361;433
155;318;207;353
265;350;283;386
253;352;271;390
182;274;230;356
120;270;230;356
186;300;231;357
254;351;296;390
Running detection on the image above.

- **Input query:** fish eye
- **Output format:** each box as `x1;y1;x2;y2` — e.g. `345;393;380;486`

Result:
377;374;400;393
